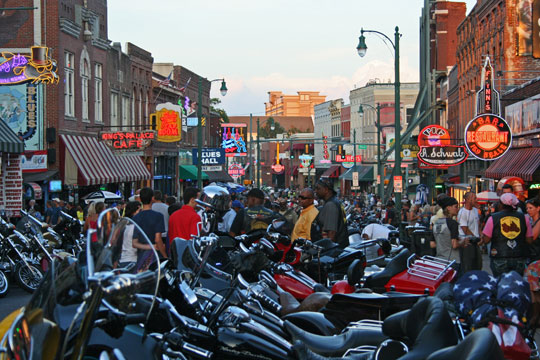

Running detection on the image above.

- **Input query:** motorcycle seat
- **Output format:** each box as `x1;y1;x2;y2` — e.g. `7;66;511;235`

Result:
284;319;388;357
364;248;410;291
382;297;458;360
426;328;505;360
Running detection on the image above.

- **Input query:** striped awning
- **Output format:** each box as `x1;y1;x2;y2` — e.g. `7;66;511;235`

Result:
321;165;341;178
60;134;151;186
0;120;23;153
485;148;540;182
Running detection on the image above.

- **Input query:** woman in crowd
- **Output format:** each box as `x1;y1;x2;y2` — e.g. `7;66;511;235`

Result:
526;197;540;262
118;201;142;268
431;195;465;273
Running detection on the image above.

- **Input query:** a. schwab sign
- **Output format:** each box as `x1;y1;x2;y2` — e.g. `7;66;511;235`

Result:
192;148;226;165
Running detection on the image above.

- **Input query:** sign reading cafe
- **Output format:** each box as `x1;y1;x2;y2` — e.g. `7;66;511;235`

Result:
100;131;155;152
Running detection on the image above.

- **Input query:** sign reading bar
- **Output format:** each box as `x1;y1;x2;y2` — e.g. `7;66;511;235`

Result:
0;47;58;85
192;148;225;165
417;145;468;167
335;155;362;163
464;114;511;161
221;123;247;157
100;131;155;152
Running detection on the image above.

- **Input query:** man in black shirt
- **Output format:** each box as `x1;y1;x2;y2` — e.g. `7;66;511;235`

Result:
314;179;348;248
230;188;277;236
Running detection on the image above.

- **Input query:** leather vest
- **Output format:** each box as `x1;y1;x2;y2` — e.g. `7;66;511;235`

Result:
490;210;527;258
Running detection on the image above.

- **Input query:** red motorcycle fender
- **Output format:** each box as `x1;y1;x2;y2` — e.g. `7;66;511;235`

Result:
274;274;314;300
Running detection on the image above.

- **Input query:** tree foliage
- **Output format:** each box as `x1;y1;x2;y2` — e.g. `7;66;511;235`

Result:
259;117;286;138
210;98;229;123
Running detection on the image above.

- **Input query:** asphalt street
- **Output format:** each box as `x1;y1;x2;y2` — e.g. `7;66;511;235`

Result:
0;285;32;321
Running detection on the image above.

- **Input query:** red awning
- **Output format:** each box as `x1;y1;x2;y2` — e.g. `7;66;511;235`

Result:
321;165;340;178
485;148;540;181
286;165;299;176
60;134;151;186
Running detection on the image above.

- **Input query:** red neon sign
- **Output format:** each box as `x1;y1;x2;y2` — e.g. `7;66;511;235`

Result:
464;114;512;161
99;131;155;152
417;125;451;147
335;155;362;163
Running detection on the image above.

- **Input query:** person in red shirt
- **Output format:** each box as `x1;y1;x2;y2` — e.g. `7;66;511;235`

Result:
169;187;201;243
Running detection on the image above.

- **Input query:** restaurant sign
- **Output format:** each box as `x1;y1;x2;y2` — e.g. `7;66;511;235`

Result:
228;163;245;178
271;163;285;174
464;114;512;161
0;46;58;85
100;131;155;152
417;145;468;167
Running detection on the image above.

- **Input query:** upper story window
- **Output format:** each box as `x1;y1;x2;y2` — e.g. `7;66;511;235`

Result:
81;59;89;121
94;63;103;123
64;52;75;117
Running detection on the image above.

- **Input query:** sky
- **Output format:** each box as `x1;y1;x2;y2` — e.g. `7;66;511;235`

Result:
108;0;477;116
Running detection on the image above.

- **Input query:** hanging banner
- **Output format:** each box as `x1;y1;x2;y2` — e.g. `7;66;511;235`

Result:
464;114;512;161
221;123;247;157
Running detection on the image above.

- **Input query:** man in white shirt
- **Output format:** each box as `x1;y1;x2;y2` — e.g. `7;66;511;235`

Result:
219;200;244;233
361;223;391;240
457;191;482;272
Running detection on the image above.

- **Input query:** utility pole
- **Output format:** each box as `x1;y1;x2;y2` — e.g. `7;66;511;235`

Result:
249;113;253;184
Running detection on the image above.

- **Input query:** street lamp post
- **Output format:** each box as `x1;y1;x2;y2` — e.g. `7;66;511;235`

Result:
357;26;401;218
197;77;227;190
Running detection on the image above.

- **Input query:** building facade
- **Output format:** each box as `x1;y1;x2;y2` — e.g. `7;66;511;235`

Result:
265;91;326;117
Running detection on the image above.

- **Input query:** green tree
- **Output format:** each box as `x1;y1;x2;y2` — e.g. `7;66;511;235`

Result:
259;117;286;138
210;97;229;123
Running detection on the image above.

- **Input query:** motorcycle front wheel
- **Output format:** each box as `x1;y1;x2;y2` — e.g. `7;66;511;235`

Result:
15;262;43;293
0;270;9;297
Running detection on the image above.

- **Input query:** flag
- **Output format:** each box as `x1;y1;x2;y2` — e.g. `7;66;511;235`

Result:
158;71;172;86
178;76;191;92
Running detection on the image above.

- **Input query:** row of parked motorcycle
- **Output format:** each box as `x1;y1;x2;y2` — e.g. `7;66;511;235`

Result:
0;186;536;359
0;209;84;297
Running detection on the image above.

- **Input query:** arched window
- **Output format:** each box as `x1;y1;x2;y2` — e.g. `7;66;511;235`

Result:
82;59;89;121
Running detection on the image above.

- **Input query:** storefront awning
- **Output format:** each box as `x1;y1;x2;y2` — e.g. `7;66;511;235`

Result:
60;134;151;186
321;165;341;178
340;165;374;181
286;165;299;176
485;148;540;181
205;170;233;182
0;120;23;154
22;169;59;182
179;165;208;180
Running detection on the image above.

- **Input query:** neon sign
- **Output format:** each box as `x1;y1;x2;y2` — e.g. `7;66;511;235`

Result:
0;47;58;85
20;84;37;141
417;145;468;167
464;114;511;160
417;125;451;147
322;134;329;159
221;123;247;157
100;131;155;152
153;109;181;142
228;163;245;178
335;155;362;163
477;56;500;116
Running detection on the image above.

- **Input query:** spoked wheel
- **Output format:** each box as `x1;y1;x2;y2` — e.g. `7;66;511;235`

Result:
0;270;9;297
15;263;43;293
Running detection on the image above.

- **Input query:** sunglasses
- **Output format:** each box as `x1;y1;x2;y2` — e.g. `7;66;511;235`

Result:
298;195;313;200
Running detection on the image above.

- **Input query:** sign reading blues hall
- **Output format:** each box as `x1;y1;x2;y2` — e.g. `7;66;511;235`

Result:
192;148;226;165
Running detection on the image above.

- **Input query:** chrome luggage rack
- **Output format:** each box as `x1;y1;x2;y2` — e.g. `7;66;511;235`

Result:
347;319;383;330
406;254;455;281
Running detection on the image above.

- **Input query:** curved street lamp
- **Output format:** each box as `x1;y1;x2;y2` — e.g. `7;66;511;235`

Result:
197;77;227;189
357;26;402;222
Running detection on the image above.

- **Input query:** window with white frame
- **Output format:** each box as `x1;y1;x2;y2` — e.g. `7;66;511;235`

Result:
110;92;118;127
131;89;136;126
64;52;75;116
94;63;103;122
138;89;143;126
122;95;130;128
81;59;89;121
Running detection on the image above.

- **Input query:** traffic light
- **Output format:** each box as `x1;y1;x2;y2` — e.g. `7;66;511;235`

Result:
338;145;345;160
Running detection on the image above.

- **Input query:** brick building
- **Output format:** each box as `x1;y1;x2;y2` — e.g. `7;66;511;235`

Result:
265;91;326;117
453;0;540;185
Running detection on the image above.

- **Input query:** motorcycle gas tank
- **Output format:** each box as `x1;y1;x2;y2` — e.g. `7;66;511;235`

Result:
282;311;339;336
217;318;292;359
274;264;318;300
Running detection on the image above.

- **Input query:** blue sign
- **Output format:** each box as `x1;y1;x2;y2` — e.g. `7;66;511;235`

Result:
192;148;225;165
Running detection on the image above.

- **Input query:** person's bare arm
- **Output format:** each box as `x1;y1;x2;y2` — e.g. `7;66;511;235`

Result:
327;230;337;242
480;234;491;245
154;233;167;258
132;237;152;250
460;225;474;236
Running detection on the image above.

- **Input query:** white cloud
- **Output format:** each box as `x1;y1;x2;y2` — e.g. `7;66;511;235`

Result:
213;56;419;115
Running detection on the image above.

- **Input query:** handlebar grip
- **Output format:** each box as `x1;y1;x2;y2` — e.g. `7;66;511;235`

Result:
124;313;147;325
182;342;213;359
103;270;156;295
254;290;282;314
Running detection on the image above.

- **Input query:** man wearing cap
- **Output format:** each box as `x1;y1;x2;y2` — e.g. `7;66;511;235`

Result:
219;200;244;233
291;188;319;241
481;192;533;276
230;188;276;237
314;179;348;248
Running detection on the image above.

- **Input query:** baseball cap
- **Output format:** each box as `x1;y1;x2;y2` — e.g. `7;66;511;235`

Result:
231;200;244;209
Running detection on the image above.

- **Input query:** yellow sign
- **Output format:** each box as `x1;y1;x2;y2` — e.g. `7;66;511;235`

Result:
154;109;181;142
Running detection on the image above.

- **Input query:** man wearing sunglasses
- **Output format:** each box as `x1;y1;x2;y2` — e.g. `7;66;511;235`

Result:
291;188;319;241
